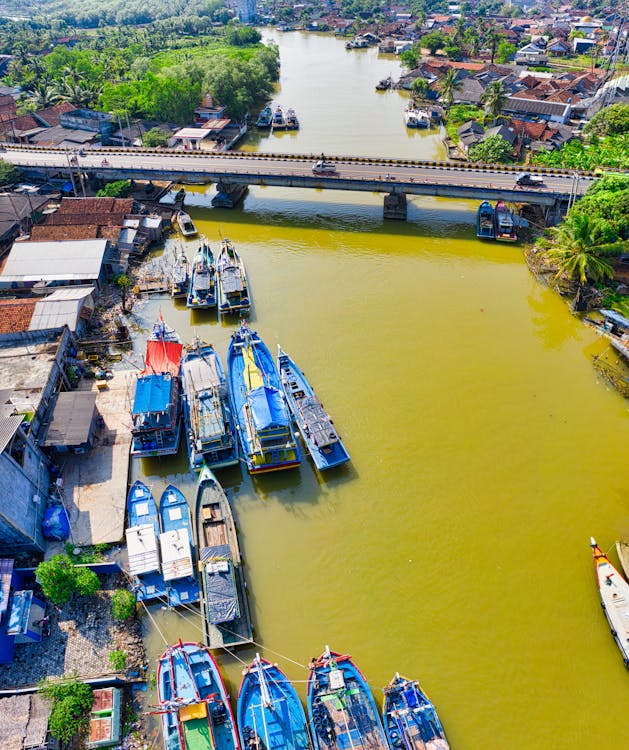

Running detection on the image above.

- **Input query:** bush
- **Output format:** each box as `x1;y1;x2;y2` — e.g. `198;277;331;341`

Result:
112;589;136;621
0;159;19;186
585;103;629;137
74;567;100;597
109;649;127;671
96;179;132;198
469;134;513;163
36;554;100;605
40;677;92;745
142;127;170;147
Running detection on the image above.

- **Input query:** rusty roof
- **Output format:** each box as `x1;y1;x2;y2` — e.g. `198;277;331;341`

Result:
0;299;37;335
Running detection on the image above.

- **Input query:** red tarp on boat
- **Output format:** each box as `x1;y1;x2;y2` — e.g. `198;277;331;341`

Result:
143;340;183;377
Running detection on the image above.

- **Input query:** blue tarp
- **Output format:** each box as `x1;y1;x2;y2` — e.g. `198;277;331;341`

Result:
42;504;70;541
248;386;287;432
601;309;629;330
132;374;172;415
200;545;239;624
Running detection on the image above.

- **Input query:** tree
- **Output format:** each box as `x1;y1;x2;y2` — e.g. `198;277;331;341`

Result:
444;44;462;61
437;67;462;108
142;127;169;148
40;677;93;745
410;77;430;98
97;180;132;198
481;80;508;124
36;555;78;606
113;273;132;312
0;159;19;186
469;134;513;163
74;567;100;597
485;29;505;64
421;30;445;56
495;41;516;64
400;48;419;70
112;589;136;620
585;103;629;136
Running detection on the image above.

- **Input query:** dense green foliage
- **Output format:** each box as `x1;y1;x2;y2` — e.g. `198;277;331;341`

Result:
469;134;513;163
532;135;629;170
97;180;132;198
585;104;629;137
109;649;127;670
444;104;485;141
36;554;100;605
495;41;516;64
0;160;20;185
571;175;629;242
40;677;93;744
112;589;136;620
421;30;446;56
142;127;170;147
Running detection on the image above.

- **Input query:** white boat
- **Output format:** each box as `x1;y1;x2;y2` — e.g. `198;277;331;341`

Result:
177;211;198;237
404;106;431;129
590;538;629;667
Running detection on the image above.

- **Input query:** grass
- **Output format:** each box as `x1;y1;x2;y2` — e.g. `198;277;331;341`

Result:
150;40;265;71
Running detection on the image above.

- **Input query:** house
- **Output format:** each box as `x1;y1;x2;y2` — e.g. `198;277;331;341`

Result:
504;96;572;123
457;120;485;153
514;43;549;65
453;77;485;106
0;194;54;249
33;102;75;128
484;124;517;147
547;37;571;55
572;37;597;54
43;390;99;454
194;94;228;124
0;287;95;339
58;108;115;144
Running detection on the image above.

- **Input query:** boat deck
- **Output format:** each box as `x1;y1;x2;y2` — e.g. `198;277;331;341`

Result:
200;502;230;549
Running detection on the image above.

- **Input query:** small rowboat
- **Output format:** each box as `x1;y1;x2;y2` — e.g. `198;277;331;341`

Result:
383;673;449;750
590;537;629;667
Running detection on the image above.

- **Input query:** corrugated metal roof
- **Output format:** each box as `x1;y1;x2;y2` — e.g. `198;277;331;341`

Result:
0;240;107;283
30;287;94;332
0;414;23;454
43;390;96;446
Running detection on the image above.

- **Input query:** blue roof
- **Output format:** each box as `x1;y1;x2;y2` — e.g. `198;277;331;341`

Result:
132;374;173;415
601;309;629;330
248;386;288;431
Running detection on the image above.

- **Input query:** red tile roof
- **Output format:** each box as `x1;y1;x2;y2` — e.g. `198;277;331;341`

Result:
0;299;37;334
34;102;75;127
56;197;134;215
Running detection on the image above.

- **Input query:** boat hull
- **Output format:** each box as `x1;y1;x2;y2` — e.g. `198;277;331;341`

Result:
476;201;495;240
159;485;200;607
591;539;629;667
383;674;449;750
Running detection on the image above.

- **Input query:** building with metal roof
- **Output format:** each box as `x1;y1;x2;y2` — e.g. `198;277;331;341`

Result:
43;390;98;452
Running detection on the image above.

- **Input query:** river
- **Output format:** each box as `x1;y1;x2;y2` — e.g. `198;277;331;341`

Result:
133;31;628;750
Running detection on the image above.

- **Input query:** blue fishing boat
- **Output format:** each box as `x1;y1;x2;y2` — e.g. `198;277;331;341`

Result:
187;240;217;309
217;238;251;316
238;655;312;750
181;338;238;472
195;466;253;649
307;648;388;750
228;322;300;474
256;106;272;128
157;640;241;750
278;347;350;471
383;674;450;750
476;201;495;240
159;485;200;608
125;481;167;603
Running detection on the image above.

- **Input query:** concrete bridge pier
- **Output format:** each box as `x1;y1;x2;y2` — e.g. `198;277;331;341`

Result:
545;199;566;227
383;192;407;220
212;181;248;208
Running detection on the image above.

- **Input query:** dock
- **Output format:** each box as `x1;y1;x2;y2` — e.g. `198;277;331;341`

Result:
59;370;133;546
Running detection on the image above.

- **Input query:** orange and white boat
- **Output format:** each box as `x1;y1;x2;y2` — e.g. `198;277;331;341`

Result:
590;537;629;667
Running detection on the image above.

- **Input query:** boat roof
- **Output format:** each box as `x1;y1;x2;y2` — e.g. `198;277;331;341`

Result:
132;374;174;415
143;340;183;377
160;529;193;581
200;544;238;624
196;392;227;440
249;386;288;431
183;354;222;391
221;266;244;294
601;309;629;329
125;524;160;576
299;397;338;448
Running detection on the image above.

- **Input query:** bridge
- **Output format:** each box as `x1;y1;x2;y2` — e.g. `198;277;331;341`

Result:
3;145;594;221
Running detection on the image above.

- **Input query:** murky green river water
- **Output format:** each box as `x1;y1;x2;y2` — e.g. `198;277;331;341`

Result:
133;31;628;750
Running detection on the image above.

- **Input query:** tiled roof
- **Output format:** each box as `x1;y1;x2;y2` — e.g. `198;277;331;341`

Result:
509;118;549;140
56;197;134;215
30;224;100;241
0;114;40;134
33;102;75;127
0;299;37;334
44;212;127;227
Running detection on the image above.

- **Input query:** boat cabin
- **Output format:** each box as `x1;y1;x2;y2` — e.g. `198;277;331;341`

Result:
160;528;194;581
125;524;160;577
131;373;181;456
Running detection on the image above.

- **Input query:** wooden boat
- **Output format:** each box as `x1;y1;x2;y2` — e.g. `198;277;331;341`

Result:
170;247;190;299
159;485;200;608
616;540;629;580
590;537;629;667
286;108;299;130
376;76;393;91
590;309;629;362
277;347;350;471
404;105;430;128
256;106;273;128
195;466;252;649
217;238;251;316
228;322;300;474
383;674;449;750
181;338;238;471
149;314;181;344
186;240;217;309
238;655;312;750
493;201;517;242
177;211;197;238
307;648;388;750
157;640;240;750
271;105;287;131
125;481;167;603
476;200;495;240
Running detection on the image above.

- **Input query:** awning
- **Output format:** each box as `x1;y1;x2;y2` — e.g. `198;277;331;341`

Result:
0;415;23;454
43;391;97;447
143;340;183;377
132;374;173;415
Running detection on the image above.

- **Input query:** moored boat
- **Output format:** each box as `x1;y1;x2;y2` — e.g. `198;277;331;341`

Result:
476;200;495;240
228;322;300;474
383;673;450;750
307;648;388;750
159;485;200;607
196;466;252;649
278;347;349;471
616;540;629;580
157;640;240;750
404;105;431;128
286;108;299;130
256;106;273;128
493;200;517;242
590;537;629;667
593;309;629;362
238;655;312;750
217;238;251;316
187;240;217;309
177;211;198;238
149;314;181;344
170;247;190;299
181;338;238;471
376;76;393;90
271;105;287;130
125;481;167;602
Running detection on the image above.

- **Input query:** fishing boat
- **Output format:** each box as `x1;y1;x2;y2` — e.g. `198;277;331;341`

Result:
616;540;629;580
186;240;217;309
277;347;350;471
170;247;190;299
228;322;300;474
217;238;251;316
125;481;167;602
271;105;287;131
195;466;252;649
404;105;431;128
177;211;198;238
149;315;181;344
590;309;629;362
308;648;388;750
256;106;273;128
157;640;240;750
181;338;238;471
376;76;393;91
476;200;495;240
383;674;450;750
238;654;312;750
159;485;200;607
286;108;299;130
590;538;629;667
130;332;183;458
493;201;517;242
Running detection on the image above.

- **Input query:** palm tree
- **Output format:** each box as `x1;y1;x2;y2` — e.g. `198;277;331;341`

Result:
31;81;60;109
485;29;504;64
543;214;619;310
438;67;462;108
481;81;508;124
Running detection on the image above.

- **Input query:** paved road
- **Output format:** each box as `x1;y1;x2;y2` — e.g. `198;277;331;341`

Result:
3;146;593;201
